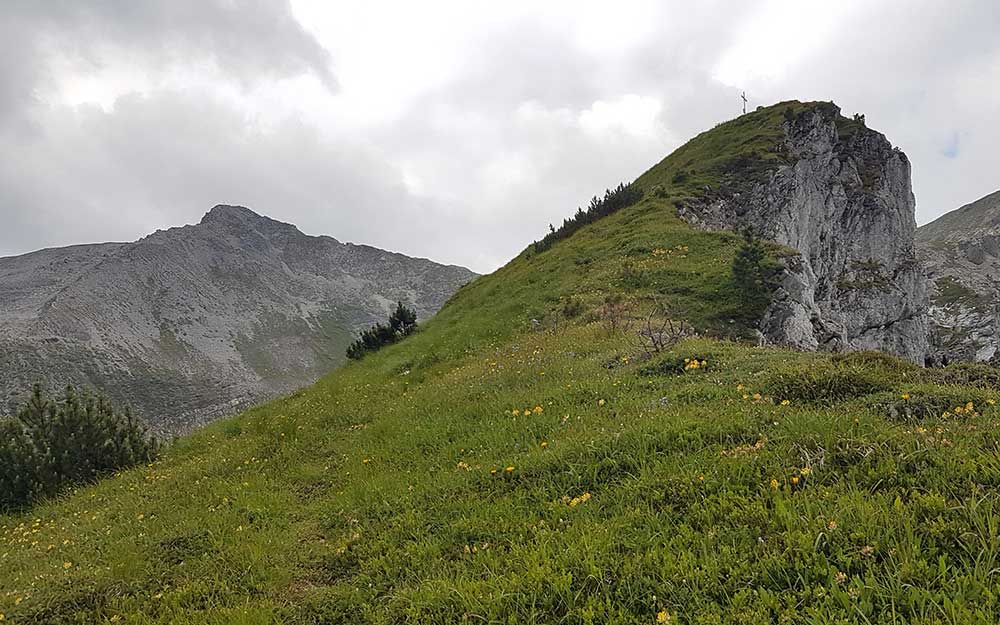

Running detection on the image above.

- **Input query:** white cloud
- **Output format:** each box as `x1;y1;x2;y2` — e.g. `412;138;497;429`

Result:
712;0;866;88
579;95;666;139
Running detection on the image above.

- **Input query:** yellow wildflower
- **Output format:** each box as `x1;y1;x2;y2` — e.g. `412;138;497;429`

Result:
752;393;762;400
656;608;671;623
505;466;515;473
540;441;549;449
63;561;73;569
598;399;606;406
791;476;800;486
989;399;996;406
511;409;520;416
800;467;811;476
780;399;790;406
769;479;779;490
569;492;592;507
533;405;544;414
900;393;910;400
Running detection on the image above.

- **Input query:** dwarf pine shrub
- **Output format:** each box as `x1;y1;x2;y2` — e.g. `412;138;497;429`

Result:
532;182;643;253
0;385;158;511
346;301;418;360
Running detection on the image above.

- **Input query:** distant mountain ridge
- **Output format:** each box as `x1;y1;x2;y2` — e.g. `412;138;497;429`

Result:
0;205;476;434
917;190;1000;363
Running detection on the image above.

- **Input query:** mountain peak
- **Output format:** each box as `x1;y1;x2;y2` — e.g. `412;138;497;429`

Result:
198;204;302;238
201;204;269;225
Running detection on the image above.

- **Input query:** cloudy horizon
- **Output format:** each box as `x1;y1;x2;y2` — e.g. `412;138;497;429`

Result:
1;0;997;273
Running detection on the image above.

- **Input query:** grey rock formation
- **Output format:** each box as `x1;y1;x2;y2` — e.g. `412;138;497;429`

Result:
679;103;928;362
917;190;1000;364
0;205;476;434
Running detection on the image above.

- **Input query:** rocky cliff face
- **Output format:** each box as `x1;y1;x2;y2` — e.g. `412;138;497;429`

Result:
0;205;476;434
916;190;1000;364
677;103;928;362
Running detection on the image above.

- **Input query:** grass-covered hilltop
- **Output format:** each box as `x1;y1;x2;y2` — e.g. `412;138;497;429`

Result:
5;101;1000;624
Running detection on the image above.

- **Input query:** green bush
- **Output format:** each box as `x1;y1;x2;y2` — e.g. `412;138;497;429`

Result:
561;297;585;319
761;365;892;404
346;302;418;360
640;353;716;376
0;385;158;511
926;362;1000;389
868;389;990;422
731;228;781;323
830;350;919;374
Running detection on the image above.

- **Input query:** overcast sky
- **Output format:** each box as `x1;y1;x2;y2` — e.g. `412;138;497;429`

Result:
1;1;997;273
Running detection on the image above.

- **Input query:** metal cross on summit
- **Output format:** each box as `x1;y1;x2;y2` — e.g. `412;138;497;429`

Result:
741;91;748;115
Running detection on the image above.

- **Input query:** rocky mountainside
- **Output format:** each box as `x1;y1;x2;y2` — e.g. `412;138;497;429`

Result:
0;205;476;434
917;189;1000;363
657;102;928;362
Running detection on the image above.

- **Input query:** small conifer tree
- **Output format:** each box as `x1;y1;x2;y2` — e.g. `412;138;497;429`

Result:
0;385;158;511
731;227;780;322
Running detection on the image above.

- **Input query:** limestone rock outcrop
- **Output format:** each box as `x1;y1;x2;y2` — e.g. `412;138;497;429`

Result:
678;103;928;362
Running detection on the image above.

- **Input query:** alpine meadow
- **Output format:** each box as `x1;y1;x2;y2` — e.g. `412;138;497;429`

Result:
4;101;1000;625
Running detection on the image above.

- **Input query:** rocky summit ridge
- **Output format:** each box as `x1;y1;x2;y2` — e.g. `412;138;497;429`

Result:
659;102;928;363
0;206;476;434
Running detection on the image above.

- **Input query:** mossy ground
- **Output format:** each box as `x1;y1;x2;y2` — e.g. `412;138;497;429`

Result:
4;102;1000;624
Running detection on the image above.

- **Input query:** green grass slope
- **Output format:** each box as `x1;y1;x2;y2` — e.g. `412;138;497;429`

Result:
4;102;1000;624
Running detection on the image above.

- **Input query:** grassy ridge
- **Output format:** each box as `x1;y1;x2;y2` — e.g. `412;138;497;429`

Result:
4;101;1000;624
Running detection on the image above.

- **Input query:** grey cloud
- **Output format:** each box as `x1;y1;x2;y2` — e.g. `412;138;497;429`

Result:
0;0;334;130
0;90;486;269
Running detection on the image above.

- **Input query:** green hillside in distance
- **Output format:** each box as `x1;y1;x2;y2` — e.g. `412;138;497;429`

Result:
4;101;999;624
